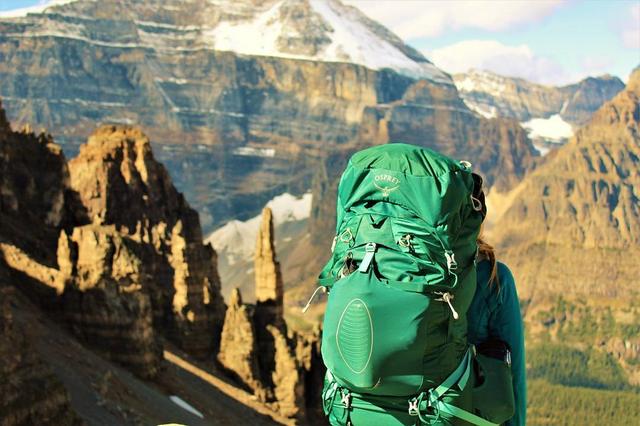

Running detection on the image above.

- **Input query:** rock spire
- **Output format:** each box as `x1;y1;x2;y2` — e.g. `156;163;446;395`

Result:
216;206;324;420
217;288;268;400
255;207;284;307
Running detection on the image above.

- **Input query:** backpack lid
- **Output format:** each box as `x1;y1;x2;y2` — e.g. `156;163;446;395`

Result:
337;143;484;229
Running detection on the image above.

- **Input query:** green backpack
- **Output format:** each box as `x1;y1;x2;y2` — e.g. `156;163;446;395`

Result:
317;143;496;425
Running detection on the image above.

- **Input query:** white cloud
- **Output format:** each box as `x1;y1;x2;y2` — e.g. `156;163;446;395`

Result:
428;40;569;85
344;0;564;39
621;4;640;49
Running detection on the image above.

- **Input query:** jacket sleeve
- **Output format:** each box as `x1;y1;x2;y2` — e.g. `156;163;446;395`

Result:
489;263;527;426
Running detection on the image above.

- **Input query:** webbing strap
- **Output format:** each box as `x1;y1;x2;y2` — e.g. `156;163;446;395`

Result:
423;346;499;426
436;401;499;426
430;346;474;400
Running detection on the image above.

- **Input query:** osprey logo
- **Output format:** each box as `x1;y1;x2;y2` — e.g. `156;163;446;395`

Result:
373;174;400;196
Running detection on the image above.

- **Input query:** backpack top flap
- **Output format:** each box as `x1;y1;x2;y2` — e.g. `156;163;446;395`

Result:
336;143;481;235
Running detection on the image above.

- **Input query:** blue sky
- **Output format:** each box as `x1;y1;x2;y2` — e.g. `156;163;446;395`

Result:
2;0;639;85
348;0;639;84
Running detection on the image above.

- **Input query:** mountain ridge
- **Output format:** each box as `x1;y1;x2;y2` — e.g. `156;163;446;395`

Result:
0;0;449;82
454;69;624;124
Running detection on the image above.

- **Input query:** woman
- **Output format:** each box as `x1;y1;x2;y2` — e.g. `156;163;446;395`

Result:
468;237;527;425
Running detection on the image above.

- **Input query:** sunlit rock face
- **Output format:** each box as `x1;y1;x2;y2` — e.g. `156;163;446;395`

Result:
487;70;640;388
67;125;226;358
493;68;640;300
217;288;267;399
58;224;163;378
255;208;284;307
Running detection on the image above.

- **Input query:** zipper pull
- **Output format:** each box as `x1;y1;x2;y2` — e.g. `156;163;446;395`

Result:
435;291;459;320
358;242;377;273
302;286;327;314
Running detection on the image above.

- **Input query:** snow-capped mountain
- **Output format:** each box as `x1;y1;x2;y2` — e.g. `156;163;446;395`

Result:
0;0;448;82
0;0;535;231
454;69;623;124
454;69;624;155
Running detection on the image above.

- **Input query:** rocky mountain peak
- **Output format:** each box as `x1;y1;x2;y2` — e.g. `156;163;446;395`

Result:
70;125;199;239
65;125;227;359
453;69;624;125
229;286;243;307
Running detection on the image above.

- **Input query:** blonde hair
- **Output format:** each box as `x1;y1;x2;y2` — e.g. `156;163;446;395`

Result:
477;236;500;291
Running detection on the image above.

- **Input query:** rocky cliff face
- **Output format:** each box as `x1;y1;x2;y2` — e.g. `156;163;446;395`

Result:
359;79;539;190
493;68;640;297
1;103;226;380
454;69;624;124
57;224;163;378
489;68;640;386
67;125;226;358
0;286;80;426
0;99;75;267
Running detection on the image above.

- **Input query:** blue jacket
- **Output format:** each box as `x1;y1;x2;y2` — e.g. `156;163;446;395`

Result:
468;260;527;426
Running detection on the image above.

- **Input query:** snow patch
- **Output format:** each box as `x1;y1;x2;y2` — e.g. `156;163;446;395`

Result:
532;143;551;156
206;192;312;265
268;192;312;223
154;77;190;85
454;70;508;97
169;395;204;419
461;100;497;119
522;114;573;143
306;1;448;81
233;147;276;158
